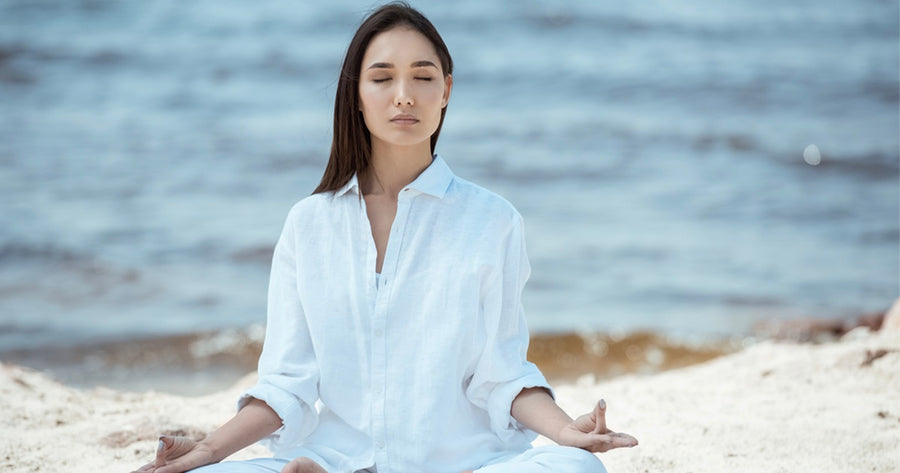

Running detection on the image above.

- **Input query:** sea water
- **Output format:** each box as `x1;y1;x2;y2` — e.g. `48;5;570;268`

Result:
0;0;897;357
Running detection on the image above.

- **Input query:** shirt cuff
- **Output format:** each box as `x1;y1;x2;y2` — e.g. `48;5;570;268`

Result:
238;382;318;454
486;366;554;444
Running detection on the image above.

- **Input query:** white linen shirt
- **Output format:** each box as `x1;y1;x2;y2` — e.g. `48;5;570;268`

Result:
239;155;553;473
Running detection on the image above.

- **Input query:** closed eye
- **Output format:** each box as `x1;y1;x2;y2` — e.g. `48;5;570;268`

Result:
373;78;391;83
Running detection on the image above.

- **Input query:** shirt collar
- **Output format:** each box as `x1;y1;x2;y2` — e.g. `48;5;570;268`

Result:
334;173;360;198
407;154;454;199
333;154;454;200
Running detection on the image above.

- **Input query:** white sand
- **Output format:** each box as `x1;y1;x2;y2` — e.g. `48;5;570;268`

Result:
2;328;898;473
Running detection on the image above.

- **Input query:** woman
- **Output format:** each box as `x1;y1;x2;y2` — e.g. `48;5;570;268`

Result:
135;3;637;473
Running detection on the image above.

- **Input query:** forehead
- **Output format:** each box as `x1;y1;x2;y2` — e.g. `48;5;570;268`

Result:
362;26;441;68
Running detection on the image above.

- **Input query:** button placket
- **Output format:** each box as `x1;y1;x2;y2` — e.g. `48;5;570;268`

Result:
371;279;387;465
358;195;385;467
368;195;413;470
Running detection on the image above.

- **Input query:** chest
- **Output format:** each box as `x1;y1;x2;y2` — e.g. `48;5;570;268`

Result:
364;194;398;273
295;195;492;385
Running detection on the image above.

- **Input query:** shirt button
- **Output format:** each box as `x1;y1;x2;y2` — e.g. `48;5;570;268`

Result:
375;440;385;449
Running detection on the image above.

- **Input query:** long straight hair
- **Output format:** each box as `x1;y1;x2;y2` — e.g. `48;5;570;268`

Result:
313;2;453;194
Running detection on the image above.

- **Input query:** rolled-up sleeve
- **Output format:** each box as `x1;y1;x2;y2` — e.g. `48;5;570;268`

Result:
465;212;553;444
238;206;320;453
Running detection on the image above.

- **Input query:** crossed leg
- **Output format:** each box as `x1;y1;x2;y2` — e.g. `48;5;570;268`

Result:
188;456;328;473
475;445;607;473
186;446;604;473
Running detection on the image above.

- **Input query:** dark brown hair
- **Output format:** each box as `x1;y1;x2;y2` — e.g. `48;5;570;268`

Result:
313;1;453;194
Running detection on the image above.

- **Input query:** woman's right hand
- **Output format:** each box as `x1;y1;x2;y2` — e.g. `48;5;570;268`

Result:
131;397;283;472
131;435;215;473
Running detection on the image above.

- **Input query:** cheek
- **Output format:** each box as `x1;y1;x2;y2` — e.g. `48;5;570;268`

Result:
359;85;386;110
415;86;443;113
423;84;445;103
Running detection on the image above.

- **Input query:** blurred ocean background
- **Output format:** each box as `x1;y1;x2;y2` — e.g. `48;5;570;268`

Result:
0;0;897;392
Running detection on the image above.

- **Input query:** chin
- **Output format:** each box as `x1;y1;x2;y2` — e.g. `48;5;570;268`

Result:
373;130;436;148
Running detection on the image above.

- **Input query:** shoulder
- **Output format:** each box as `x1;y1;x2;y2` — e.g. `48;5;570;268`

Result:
446;175;524;230
281;192;335;230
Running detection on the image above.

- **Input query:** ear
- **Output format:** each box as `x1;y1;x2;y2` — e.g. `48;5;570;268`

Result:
441;74;453;108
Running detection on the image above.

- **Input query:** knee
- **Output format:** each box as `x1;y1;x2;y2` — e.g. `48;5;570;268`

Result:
559;446;607;473
282;457;327;473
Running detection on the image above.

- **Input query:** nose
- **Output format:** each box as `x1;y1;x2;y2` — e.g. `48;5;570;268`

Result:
394;80;414;107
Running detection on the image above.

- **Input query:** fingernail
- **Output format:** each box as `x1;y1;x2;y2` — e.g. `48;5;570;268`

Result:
599;399;606;409
158;439;165;451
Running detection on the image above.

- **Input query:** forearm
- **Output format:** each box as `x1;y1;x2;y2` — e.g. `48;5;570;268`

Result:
509;386;573;444
200;397;283;462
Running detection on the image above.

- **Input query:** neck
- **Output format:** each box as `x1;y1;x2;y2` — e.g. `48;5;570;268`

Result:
362;139;433;197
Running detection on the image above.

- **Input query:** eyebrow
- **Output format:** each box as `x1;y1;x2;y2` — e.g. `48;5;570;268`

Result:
367;60;438;70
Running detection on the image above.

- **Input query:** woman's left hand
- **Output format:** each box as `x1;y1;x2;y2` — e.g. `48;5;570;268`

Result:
557;399;638;453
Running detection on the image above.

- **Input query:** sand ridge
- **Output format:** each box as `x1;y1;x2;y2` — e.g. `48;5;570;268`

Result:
1;328;898;473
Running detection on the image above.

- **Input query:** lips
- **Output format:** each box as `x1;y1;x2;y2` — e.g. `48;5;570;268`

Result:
390;114;419;124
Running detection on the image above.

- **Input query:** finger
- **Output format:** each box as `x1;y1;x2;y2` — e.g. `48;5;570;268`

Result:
594;432;637;451
154;464;183;473
154;436;173;468
592;399;607;434
580;432;638;453
609;433;638;448
588;432;612;447
131;462;154;473
155;458;197;473
611;431;639;447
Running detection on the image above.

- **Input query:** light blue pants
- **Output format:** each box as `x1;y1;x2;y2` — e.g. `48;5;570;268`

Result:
188;445;606;473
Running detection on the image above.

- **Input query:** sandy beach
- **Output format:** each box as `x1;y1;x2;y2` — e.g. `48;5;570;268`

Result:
1;2;896;472
2;326;898;473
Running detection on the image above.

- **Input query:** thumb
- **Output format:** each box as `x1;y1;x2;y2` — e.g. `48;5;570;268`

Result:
154;436;174;468
593;399;607;434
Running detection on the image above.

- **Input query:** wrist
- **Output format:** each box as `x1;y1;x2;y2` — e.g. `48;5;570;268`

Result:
199;435;227;463
510;387;573;442
551;424;572;446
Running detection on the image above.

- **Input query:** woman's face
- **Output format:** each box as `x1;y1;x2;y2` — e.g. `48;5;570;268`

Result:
358;26;452;151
